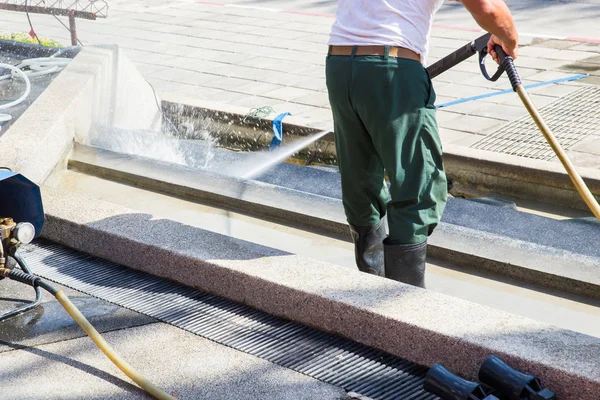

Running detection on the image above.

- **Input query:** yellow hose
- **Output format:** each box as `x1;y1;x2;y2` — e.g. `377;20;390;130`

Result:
55;290;176;400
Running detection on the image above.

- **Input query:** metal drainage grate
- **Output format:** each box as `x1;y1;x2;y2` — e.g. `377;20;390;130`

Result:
20;240;438;400
470;85;600;160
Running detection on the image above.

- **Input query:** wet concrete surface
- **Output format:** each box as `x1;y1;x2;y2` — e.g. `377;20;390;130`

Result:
0;277;156;352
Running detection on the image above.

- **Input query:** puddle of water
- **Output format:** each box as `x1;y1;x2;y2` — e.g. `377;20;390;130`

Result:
0;296;120;346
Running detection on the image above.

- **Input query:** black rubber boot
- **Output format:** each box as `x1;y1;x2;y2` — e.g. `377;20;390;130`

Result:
349;220;386;276
383;240;427;288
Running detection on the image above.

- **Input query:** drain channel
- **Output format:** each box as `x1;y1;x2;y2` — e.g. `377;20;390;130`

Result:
20;240;437;400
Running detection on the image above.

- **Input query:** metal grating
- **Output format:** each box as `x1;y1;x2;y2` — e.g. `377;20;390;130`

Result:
19;240;438;400
470;85;600;160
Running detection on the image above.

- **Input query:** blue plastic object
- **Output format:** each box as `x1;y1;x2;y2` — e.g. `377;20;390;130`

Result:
269;112;292;151
0;170;44;237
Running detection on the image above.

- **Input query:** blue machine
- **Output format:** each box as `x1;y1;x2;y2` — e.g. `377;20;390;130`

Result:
0;170;44;237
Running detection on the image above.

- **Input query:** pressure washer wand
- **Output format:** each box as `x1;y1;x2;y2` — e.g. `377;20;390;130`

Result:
427;33;491;79
487;46;600;220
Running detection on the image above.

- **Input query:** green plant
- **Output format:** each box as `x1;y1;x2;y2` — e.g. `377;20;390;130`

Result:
0;32;63;48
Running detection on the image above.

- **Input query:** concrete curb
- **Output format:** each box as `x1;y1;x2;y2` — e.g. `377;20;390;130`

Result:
39;185;600;400
69;144;600;300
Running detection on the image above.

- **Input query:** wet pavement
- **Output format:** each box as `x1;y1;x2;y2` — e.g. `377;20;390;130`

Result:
0;276;156;352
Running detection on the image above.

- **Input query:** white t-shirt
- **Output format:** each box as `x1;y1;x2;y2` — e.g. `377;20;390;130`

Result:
328;0;445;64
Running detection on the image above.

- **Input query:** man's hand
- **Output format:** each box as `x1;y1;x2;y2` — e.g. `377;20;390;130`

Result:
460;0;518;64
487;34;518;64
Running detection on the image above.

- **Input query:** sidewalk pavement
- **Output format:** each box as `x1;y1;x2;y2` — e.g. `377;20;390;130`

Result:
1;0;600;168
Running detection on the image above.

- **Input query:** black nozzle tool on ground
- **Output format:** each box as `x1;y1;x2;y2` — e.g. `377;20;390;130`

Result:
478;355;557;400
427;32;503;79
424;363;499;400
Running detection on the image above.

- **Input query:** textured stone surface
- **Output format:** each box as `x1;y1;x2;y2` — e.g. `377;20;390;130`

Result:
0;322;347;400
38;186;600;400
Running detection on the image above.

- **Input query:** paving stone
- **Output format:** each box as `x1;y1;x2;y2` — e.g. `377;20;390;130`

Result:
560;62;600;76
237;58;319;75
207;88;261;104
563;150;600;169
435;83;501;99
295;33;330;44
260;39;327;55
246;69;301;85
290;77;327;92
527;70;590;82
294;107;334;127
527;83;582;97
218;64;269;80
485;92;558;108
234;81;287;97
435;95;460;105
438;127;482;146
264;86;318;102
441;102;527;122
243;26;308;41
186;50;256;65
514;56;570;70
533;39;581;50
583;55;600;65
291;92;331;108
577;75;600;85
172;86;226;101
134;64;176;78
570;136;600;156
570;42;600;52
159;68;221;86
435;110;464;125
439;114;505;135
518;46;594;62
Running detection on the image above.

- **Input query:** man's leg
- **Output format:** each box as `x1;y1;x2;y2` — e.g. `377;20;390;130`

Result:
326;53;389;276
351;55;448;287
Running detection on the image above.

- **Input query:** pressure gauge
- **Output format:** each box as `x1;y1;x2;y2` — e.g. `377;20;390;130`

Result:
13;222;35;244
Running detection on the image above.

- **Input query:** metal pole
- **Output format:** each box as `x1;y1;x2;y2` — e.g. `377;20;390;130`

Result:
69;10;77;46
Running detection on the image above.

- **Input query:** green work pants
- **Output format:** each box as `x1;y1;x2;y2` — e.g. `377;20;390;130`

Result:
326;49;447;244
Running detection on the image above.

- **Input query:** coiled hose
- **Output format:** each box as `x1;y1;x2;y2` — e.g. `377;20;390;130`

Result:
0;57;72;124
0;64;31;123
1;257;176;400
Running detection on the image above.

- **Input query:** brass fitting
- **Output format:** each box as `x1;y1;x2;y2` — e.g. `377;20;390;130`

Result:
0;217;17;270
0;217;16;241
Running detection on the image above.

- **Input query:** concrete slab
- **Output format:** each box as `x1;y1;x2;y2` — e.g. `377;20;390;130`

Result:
0;322;347;400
